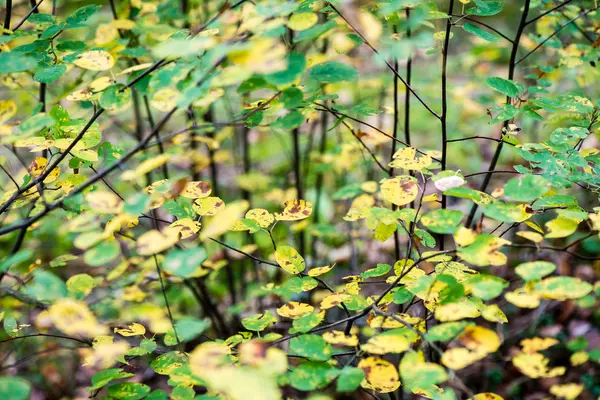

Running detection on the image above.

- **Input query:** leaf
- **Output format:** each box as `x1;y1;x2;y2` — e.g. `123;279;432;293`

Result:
514;261;556;282
465;275;508;301
288;13;318;31
136;229;179;256
421;209;463;234
504;174;550;202
107;382;151;400
289;362;338;391
277;301;314;319
74;50;116;71
336;367;365;392
462;23;500;42
485;77;520;98
467;0;504;16
241;311;277;332
361;263;392;279
290;334;332;361
534;276;592;300
275;199;312;220
89;369;134;391
275;246;305;274
34;64;67;84
309;61;358;83
358;357;400;393
0;52;37;73
0;377;31;400
380;176;419;206
115;323;146;337
163;247;207;278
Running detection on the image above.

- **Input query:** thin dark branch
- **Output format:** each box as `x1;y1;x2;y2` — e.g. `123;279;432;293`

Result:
326;1;441;120
525;0;575;25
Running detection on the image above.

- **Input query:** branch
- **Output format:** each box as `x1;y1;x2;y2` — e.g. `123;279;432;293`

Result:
326;1;441;120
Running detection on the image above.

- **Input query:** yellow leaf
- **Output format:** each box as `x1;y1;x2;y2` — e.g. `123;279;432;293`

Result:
481;304;508;323
389;147;432;171
515;230;544;243
180;181;212;199
570;351;588;366
95;23;119;45
441;347;486;370
322;330;358;347
245;208;275;228
85;190;122;214
274;246;305;274
114;322;146;337
454;227;477;247
307;263;335;277
320;293;351;310
358;357;400;393
193;197;225;216
67;88;94;101
136;229;179;256
505;288;540;309
199;200;249;240
550;383;584;399
118;63;154;76
74;50;116;71
512;352;565;379
435;299;481;322
287;12;318;31
89;76;114;92
458;326;501;353
122;154;171;181
380;176;418;206
29;157;60;183
275;199;312;221
469;394;503;400
276;302;313;319
150;88;180;112
167;218;201;239
48;299;107;338
0;99;17;123
361;331;413;354
520;337;559;354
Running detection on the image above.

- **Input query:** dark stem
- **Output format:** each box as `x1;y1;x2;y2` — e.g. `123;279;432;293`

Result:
465;0;531;228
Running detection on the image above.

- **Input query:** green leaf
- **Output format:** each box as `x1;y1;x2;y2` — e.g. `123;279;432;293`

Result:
100;85;131;112
290;334;332;361
336;367;365;392
465;274;508;300
281;87;303;108
241;311;277;332
462;23;499;42
515;261;556;282
89;369;135;391
485;76;520;98
421;209;463;234
309;61;357;83
83;240;121;267
34;64;67;84
291;312;325;334
275;246;305;274
107;382;151;400
150;352;187;375
3;316;17;337
66;5;102;27
467;0;504;16
264;53;306;86
504;174;550;202
289;362;339;391
361;263;392;279
425;321;473;341
0;52;37;73
164;317;210;345
0;377;31;400
163;247;207;278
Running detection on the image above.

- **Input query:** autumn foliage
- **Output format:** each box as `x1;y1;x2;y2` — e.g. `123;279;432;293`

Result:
1;0;600;399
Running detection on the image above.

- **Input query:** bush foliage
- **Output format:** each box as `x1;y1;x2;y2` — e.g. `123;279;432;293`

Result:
1;0;600;399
